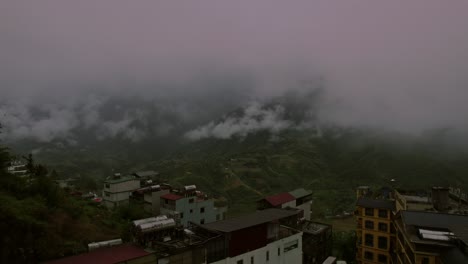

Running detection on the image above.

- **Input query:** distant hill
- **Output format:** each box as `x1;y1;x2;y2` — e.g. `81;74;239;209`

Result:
4;91;468;216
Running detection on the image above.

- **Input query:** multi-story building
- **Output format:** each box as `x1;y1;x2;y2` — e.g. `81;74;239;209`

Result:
257;188;313;220
103;173;140;208
160;185;227;227
355;195;395;264
132;184;171;215
355;185;468;264
300;221;333;264
394;211;468;264
7;160;29;177
130;208;305;264
201;208;304;264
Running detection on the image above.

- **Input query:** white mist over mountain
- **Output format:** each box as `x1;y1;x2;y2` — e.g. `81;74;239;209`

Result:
1;1;468;143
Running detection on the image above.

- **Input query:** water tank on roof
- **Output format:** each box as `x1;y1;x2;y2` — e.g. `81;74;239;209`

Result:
184;185;197;191
88;239;122;251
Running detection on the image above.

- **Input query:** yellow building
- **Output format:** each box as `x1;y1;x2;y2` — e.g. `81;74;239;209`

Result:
355;197;395;264
393;211;468;264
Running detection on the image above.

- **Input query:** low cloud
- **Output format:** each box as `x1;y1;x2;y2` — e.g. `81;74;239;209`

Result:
185;101;303;141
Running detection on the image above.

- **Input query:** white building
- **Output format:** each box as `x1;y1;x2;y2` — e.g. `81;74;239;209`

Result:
103;173;140;208
257;188;313;221
202;208;304;264
210;231;302;264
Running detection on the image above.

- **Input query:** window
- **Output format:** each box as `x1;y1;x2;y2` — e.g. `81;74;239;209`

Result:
216;214;220;220
165;199;169;204
421;257;429;264
237;260;243;264
105;192;110;197
378;254;388;263
200;207;205;213
200;219;205;224
190;209;193;213
277;247;280;256
250;256;254;264
266;251;269;261
364;251;374;260
284;240;299;252
378;236;388;249
378;222;388;232
365;220;374;230
365;234;374;247
378;209;388;218
180;213;184;219
365;208;374;216
105;183;110;188
189;198;194;203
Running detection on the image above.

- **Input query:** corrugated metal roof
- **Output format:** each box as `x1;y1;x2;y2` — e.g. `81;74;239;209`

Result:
104;176;138;184
44;244;151;264
265;192;296;207
202;208;300;233
356;197;395;210
288;188;312;199
161;193;183;201
133;171;158;177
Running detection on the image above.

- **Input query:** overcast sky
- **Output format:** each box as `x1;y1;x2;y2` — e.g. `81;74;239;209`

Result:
1;1;468;141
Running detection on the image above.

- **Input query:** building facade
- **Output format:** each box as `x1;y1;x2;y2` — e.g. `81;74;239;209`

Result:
394;211;468;264
257;188;313;221
202;208;304;264
103;174;140;208
355;197;395;264
160;185;227;227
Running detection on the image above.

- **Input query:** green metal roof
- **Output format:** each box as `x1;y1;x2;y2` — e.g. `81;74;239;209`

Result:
104;175;137;184
288;188;312;199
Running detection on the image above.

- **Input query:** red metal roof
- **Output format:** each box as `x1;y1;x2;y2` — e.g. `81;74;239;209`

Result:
161;193;183;201
264;192;296;207
45;244;151;264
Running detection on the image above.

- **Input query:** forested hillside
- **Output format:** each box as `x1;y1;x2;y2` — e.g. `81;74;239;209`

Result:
0;132;146;263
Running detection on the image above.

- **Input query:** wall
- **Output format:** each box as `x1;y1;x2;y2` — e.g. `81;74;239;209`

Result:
144;190;170;215
161;196;226;227
280;200;296;209
356;207;393;264
296;202;311;221
210;232;303;264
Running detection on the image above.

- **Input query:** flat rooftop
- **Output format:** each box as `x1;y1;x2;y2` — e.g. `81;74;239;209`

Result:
45;244;151;264
202;208;300;233
401;211;468;245
104;176;138;184
356;197;395;210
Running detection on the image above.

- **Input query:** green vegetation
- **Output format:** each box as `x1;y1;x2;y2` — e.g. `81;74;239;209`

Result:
3;121;468;261
0;136;148;262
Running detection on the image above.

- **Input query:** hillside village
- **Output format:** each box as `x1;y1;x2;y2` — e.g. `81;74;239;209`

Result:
7;159;468;264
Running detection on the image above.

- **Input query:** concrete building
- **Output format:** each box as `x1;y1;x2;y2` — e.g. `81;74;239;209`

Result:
394;211;468;264
44;244;156;264
7;160;29;177
103;173;140;208
130;208;333;264
132;184;171;215
160;185;227;227
355;196;395;264
355;185;468;264
201;208;304;264
257;188;313;220
300;221;333;264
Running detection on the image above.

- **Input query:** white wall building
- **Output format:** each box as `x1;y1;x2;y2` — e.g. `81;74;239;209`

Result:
103;174;140;208
209;231;303;264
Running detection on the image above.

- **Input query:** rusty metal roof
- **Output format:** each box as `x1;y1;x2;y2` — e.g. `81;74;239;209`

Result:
161;193;183;201
264;192;296;207
44;244;151;264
